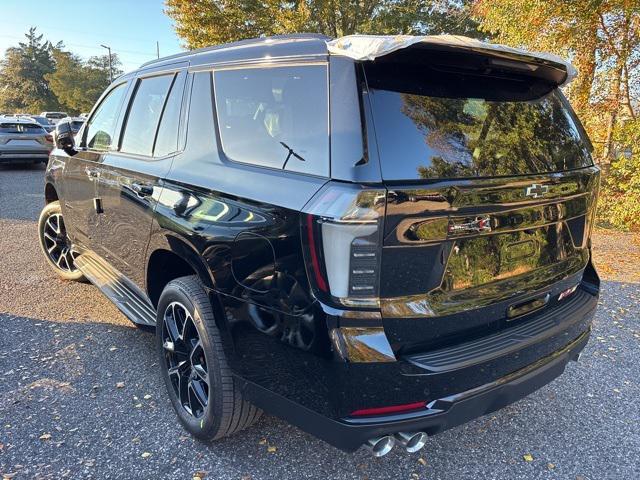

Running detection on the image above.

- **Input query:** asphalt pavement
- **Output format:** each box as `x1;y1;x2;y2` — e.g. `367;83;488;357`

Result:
1;163;639;480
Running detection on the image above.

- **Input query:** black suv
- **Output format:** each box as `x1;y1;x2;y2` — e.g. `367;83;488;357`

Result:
39;34;600;456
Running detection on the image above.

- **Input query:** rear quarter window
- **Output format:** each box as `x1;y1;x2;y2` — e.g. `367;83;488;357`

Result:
213;64;329;177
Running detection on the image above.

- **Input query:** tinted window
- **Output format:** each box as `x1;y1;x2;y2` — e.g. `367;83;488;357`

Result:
367;74;593;180
0;123;45;133
154;73;186;157
85;83;127;151
120;75;174;156
213;65;329;177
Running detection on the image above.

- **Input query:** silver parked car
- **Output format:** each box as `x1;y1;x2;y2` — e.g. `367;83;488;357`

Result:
39;111;68;125
0;116;53;164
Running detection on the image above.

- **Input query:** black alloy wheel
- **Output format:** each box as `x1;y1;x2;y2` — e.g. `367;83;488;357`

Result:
156;276;261;441
161;301;210;418
38;201;85;281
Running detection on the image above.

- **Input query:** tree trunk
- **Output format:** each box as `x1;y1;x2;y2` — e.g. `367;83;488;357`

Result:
571;18;599;118
602;62;623;164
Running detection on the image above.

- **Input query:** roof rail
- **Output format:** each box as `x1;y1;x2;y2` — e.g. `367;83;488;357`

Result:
139;33;331;69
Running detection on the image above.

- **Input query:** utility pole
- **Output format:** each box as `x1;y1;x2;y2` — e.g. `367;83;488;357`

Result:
100;44;113;83
156;41;160;59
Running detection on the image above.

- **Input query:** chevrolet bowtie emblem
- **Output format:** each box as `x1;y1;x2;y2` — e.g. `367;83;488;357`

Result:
525;183;549;198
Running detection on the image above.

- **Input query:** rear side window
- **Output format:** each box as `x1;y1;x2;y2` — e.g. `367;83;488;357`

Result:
154;73;186;157
366;66;593;180
120;74;174;156
85;83;127;151
213;64;329;177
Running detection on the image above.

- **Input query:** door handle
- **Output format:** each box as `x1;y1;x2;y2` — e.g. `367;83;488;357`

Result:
131;182;154;197
85;167;99;179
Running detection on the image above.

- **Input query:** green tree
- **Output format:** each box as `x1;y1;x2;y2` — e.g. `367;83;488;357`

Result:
45;49;121;114
0;27;59;113
86;53;123;80
164;0;481;49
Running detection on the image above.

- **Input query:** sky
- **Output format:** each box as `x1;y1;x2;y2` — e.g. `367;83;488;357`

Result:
0;0;184;73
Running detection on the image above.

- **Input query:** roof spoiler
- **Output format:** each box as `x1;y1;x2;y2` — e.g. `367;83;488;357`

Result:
327;35;575;88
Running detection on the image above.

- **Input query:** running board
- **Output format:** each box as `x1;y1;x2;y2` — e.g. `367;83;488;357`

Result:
75;253;157;327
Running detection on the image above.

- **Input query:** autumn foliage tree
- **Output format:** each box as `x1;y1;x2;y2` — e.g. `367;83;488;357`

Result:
472;0;640;230
163;0;481;48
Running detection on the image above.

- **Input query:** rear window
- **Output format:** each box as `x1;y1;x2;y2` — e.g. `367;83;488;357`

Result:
0;123;45;133
365;67;593;180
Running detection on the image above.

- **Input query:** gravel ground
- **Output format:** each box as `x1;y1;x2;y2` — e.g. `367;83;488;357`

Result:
1;163;639;480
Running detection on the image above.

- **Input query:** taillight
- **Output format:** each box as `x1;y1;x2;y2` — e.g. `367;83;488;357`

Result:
45;134;53;143
302;183;386;309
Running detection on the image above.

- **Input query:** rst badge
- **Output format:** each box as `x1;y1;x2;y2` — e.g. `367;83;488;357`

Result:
525;183;549;198
448;216;492;235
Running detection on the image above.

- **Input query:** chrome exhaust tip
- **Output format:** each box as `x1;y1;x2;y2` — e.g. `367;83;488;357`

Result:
365;435;396;457
394;431;428;453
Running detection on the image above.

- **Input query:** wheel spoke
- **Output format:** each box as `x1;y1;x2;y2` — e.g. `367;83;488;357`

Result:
189;379;208;411
46;216;60;234
179;307;192;340
164;306;181;344
43;231;57;243
60;249;71;271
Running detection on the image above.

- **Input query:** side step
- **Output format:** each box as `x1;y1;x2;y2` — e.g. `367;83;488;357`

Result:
76;253;157;327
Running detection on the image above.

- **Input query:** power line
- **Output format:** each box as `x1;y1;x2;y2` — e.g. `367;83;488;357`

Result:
0;33;163;57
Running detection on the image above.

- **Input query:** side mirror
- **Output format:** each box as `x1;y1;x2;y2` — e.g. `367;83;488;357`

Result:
54;120;77;155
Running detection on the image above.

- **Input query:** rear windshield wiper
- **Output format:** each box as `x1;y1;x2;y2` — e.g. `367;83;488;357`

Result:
280;142;306;169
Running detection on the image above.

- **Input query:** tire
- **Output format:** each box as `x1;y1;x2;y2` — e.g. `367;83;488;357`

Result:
38;201;85;281
156;275;261;441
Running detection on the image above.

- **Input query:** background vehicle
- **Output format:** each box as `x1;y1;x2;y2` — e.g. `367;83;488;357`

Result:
39;34;599;457
39;111;68;124
28;115;56;133
0;116;53;164
57;116;85;134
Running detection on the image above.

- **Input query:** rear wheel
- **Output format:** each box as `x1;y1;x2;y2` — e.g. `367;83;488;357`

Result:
157;275;261;440
38;201;85;281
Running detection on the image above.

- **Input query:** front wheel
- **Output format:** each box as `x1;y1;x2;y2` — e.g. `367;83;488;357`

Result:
157;276;261;441
38;201;85;281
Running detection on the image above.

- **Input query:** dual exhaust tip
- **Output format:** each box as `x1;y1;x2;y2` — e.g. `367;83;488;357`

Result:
365;431;428;457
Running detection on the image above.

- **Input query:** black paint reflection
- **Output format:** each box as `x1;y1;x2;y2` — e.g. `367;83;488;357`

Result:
369;89;593;181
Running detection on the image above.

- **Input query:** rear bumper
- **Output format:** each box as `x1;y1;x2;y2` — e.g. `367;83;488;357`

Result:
338;328;590;449
242;326;590;452
0;150;50;162
236;259;599;452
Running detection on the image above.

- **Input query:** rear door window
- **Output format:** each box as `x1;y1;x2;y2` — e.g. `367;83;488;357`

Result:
154;73;186;157
120;74;175;156
213;64;329;177
365;65;593;180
